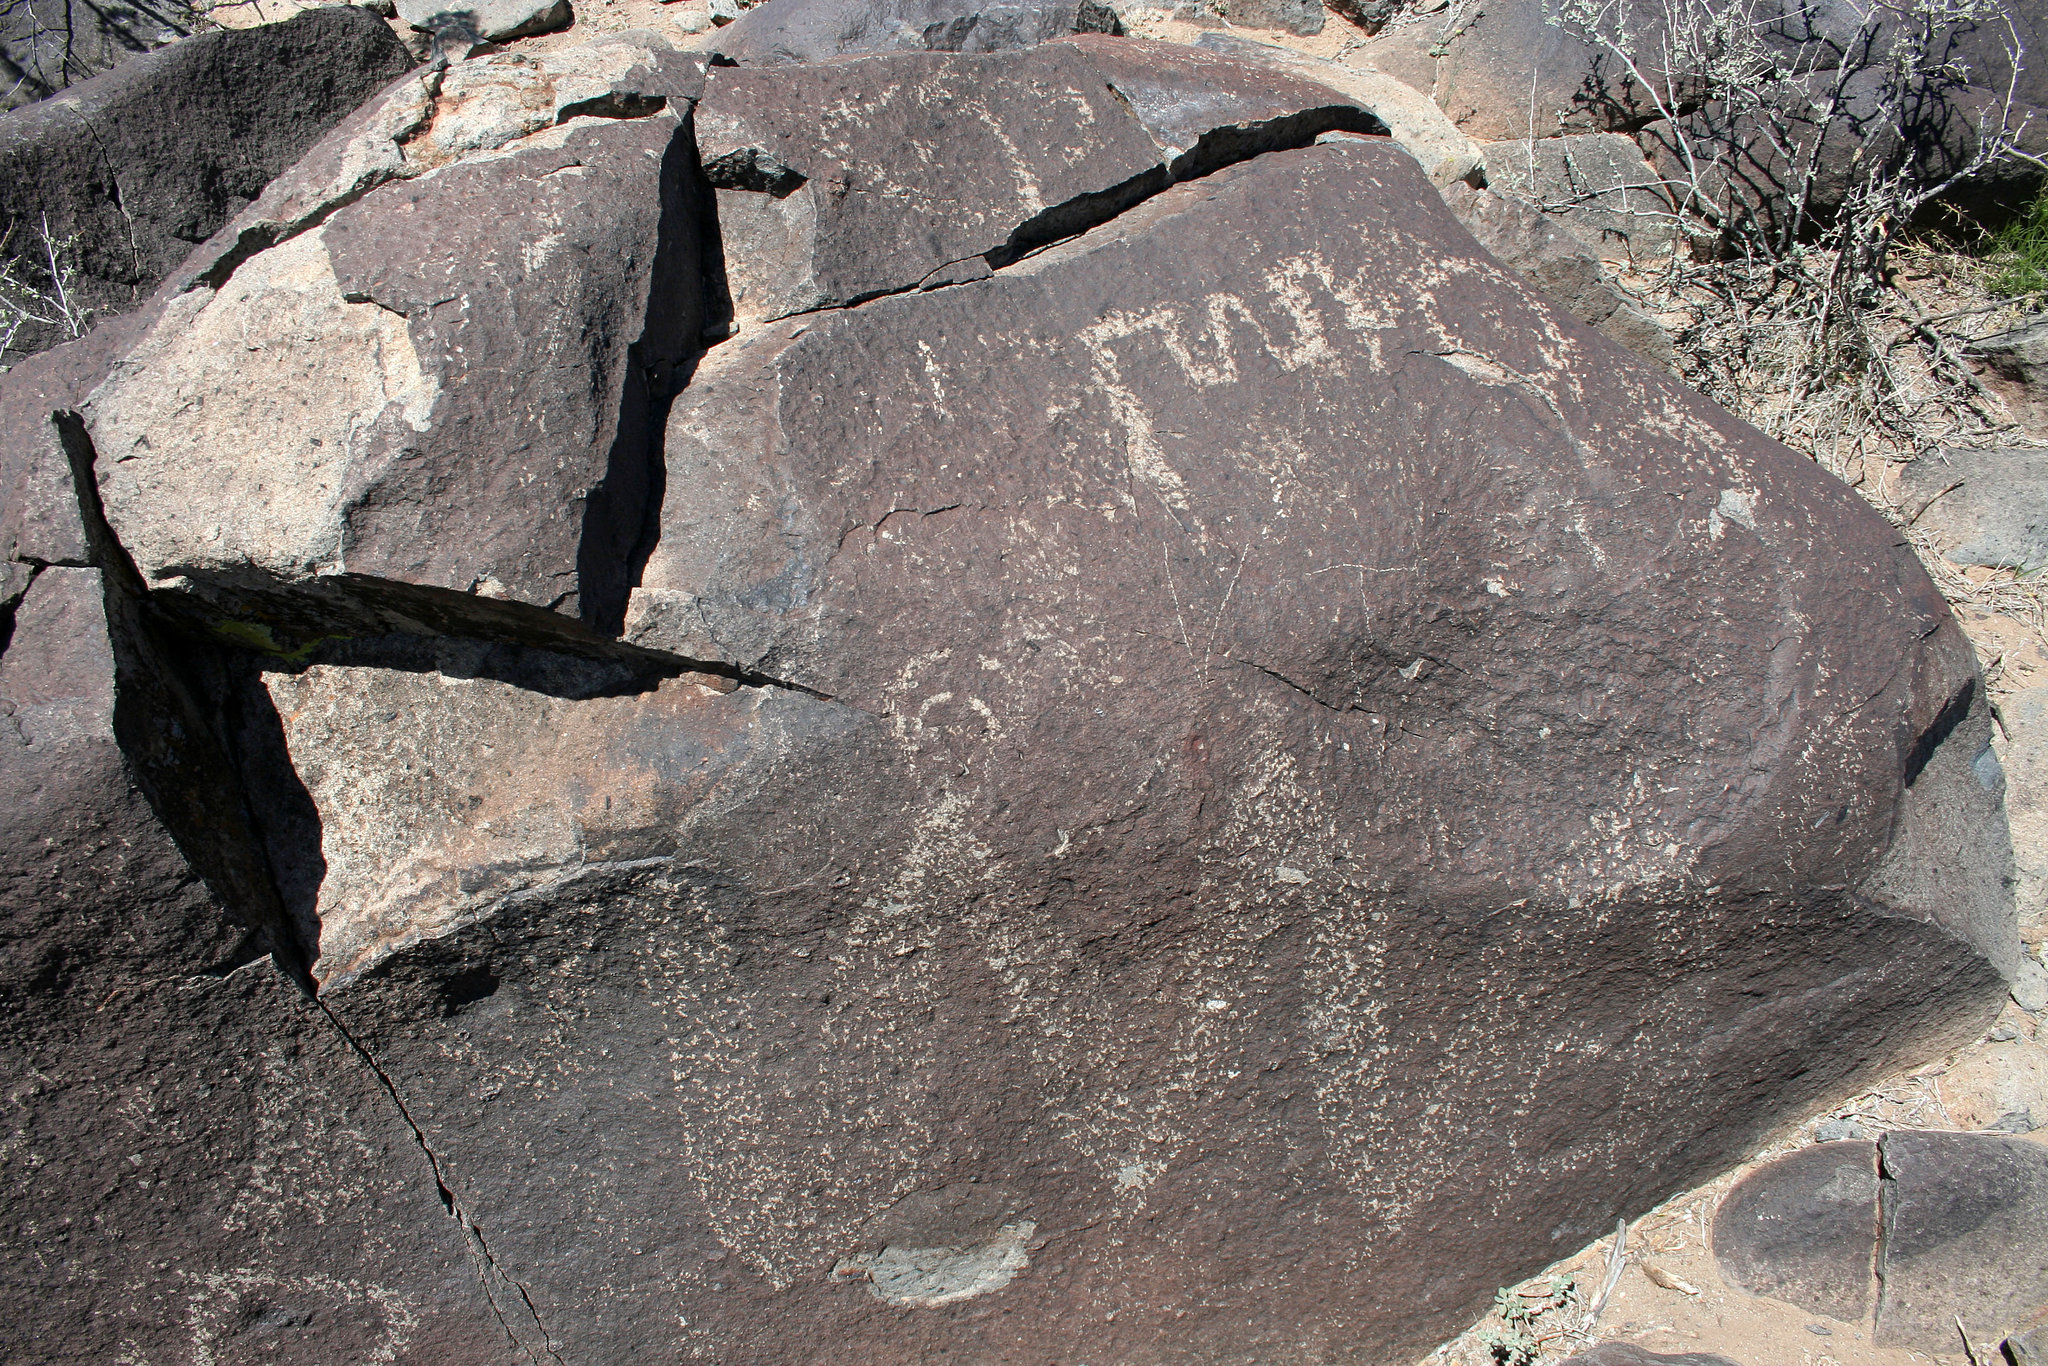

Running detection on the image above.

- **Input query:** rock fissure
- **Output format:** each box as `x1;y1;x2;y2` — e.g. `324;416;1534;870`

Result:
312;994;564;1366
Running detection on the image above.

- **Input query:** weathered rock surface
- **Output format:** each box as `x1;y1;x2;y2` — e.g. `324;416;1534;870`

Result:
0;0;197;113
697;38;1383;326
195;132;2012;1364
1712;1141;1879;1321
1878;1131;2048;1349
1480;134;1677;263
710;0;1121;64
0;31;2032;1366
1895;447;2048;572
84;38;710;646
0;7;414;361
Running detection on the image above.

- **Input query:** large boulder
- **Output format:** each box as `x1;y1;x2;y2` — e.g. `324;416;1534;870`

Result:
1;29;2028;1366
709;0;1122;64
0;7;415;363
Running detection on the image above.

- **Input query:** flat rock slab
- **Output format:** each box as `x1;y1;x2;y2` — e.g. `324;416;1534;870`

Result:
1896;448;2048;572
710;0;1121;64
695;38;1380;325
1712;1140;1880;1321
1878;1130;2048;1349
0;6;414;360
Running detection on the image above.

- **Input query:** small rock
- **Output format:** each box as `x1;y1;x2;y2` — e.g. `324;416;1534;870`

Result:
1712;1141;1879;1322
1989;1022;2022;1042
1877;1130;2048;1350
674;3;713;30
2015;959;2048;1013
2008;1322;2047;1366
1814;1118;1872;1142
1328;0;1395;32
709;0;741;22
1982;1109;2036;1133
1807;1324;1832;1336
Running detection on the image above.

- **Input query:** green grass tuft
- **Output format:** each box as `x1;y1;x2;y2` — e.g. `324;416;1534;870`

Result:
1986;186;2048;297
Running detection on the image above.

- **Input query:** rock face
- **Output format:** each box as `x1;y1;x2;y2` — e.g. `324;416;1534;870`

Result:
0;7;415;362
710;0;1122;64
86;36;711;645
1;28;2030;1366
1896;448;2048;573
1480;134;1677;264
1711;1131;2048;1350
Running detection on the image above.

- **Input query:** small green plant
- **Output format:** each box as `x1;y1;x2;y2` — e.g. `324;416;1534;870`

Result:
1476;1275;1578;1366
1985;186;2048;297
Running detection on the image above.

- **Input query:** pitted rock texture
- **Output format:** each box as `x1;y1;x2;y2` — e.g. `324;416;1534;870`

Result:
1712;1140;1880;1321
0;31;2029;1366
695;38;1383;326
86;40;711;646
710;0;1121;65
0;7;414;360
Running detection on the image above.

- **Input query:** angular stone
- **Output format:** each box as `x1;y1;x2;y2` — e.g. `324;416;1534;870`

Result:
86;51;709;646
1877;1130;2048;1350
1711;1140;1880;1321
0;564;512;1364
1211;0;1322;36
1895;448;2048;573
710;0;1121;64
2010;1322;2048;1366
0;7;415;360
1480;134;1677;262
695;39;1381;327
396;0;573;41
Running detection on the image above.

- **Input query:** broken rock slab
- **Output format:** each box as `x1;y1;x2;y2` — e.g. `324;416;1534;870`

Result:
1711;1140;1879;1321
84;40;710;648
0;553;513;1363
696;37;1382;326
1712;1130;2048;1351
709;0;1122;63
0;6;415;361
